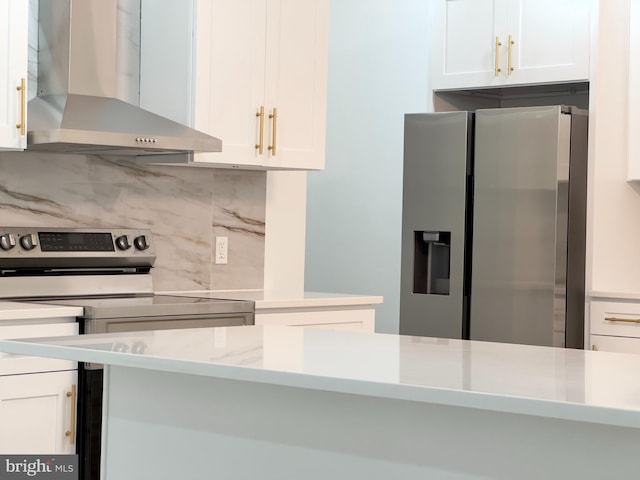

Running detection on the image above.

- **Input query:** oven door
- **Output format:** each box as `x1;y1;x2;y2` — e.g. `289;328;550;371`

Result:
85;312;253;334
78;313;253;480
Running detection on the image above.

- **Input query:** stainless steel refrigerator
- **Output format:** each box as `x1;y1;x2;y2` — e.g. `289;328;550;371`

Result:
399;106;587;348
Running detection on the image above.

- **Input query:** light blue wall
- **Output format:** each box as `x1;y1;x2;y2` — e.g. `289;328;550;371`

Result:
305;1;431;333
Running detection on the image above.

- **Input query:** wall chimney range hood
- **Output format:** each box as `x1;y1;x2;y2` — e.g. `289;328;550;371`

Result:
27;0;221;156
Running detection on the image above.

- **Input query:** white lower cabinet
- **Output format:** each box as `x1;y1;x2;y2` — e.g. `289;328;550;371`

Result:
255;306;375;332
0;370;77;454
0;316;79;454
590;334;640;354
589;299;640;353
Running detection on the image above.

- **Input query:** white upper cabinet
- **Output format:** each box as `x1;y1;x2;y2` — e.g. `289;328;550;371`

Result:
432;0;508;89
431;0;593;90
260;0;329;169
141;0;329;170
191;0;268;168
628;0;640;181
0;0;28;150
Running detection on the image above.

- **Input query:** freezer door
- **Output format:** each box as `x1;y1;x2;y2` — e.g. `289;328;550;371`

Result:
470;106;570;347
399;112;472;338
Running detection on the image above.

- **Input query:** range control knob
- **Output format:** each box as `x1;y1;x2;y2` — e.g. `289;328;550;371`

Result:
133;235;149;251
115;235;131;251
20;233;38;251
0;234;16;251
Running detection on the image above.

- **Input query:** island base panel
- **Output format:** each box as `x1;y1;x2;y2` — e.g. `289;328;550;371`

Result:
101;366;640;480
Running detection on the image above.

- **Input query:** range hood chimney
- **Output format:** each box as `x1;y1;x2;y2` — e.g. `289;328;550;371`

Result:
27;0;221;156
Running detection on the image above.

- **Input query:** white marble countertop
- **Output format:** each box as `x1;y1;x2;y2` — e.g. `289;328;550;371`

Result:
590;290;640;301
157;289;384;310
0;301;83;322
1;325;639;428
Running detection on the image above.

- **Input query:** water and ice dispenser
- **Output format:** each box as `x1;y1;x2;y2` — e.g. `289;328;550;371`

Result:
413;231;450;295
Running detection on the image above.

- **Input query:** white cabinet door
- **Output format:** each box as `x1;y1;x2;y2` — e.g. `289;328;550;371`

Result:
262;0;329;170
431;0;508;90
0;0;28;150
430;0;592;90
0;371;77;454
506;0;590;85
191;0;268;168
194;0;328;170
140;0;328;170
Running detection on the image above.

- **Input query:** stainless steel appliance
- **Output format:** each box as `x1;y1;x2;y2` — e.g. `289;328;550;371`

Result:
28;0;222;156
0;226;254;480
399;106;588;348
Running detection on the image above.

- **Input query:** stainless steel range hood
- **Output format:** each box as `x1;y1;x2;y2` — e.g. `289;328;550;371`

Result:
28;0;221;157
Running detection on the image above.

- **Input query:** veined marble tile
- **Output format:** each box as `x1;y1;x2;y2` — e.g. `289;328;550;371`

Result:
12;3;268;291
116;0;141;105
28;0;39;100
211;170;266;289
0;153;266;291
29;0;141;105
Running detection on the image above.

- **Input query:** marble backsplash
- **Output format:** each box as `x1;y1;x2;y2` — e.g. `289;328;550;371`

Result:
0;152;266;291
19;0;266;290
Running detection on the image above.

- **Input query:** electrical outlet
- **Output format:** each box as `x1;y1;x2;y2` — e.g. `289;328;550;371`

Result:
215;236;228;264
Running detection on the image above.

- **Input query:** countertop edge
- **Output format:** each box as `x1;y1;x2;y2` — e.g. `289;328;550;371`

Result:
157;290;384;310
0;303;84;322
0;338;637;430
590;291;640;301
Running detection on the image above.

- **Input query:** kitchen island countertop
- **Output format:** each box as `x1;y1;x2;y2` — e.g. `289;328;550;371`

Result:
0;325;638;428
1;326;639;479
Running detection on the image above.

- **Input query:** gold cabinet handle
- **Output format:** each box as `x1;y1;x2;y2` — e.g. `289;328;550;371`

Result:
268;107;277;156
591;345;599;351
508;35;515;75
255;106;265;154
605;316;640;324
16;77;26;136
494;37;502;77
65;384;77;444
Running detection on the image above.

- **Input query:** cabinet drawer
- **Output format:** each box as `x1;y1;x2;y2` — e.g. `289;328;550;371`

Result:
295;322;367;331
590;334;640;354
255;307;375;332
590;300;640;338
0;322;78;375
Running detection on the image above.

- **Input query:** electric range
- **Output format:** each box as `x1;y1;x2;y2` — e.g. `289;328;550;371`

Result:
0;226;254;480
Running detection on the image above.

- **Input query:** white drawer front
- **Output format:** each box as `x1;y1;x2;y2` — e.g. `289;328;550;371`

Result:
0;322;78;375
298;322;366;331
255;308;375;332
590;300;640;337
590;334;640;354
